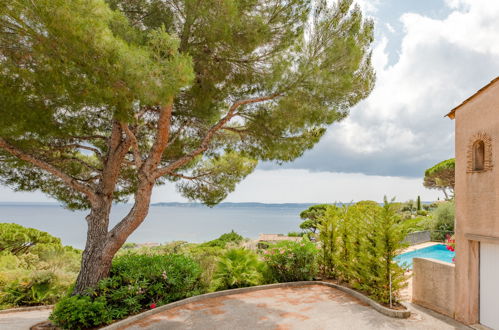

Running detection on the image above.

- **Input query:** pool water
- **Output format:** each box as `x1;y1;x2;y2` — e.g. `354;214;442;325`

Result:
395;244;455;268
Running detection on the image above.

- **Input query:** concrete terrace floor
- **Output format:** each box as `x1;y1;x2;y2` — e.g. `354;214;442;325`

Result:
121;285;469;330
0;309;51;330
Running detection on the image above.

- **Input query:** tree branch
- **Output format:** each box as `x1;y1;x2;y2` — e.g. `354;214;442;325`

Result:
99;121;132;197
121;124;143;169
154;94;280;178
0;137;97;202
142;103;173;175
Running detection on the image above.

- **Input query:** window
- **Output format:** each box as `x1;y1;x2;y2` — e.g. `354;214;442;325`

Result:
473;140;485;171
467;132;492;173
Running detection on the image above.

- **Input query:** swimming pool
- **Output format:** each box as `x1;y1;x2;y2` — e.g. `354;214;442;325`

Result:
395;244;455;268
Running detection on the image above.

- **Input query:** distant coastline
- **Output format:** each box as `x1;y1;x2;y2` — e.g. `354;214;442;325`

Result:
151;202;321;208
0;201;434;207
0;201;321;208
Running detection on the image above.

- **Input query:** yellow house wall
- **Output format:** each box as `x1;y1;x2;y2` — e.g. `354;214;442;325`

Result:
454;80;499;324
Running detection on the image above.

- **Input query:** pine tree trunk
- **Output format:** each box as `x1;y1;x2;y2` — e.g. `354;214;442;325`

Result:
73;201;113;295
72;180;154;295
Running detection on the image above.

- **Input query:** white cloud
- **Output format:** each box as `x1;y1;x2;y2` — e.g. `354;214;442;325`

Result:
385;22;395;33
0;167;443;204
353;0;380;15
222;169;441;203
278;0;499;177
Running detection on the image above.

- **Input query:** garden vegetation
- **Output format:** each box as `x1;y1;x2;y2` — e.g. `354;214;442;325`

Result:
0;224;80;309
1;198;455;328
318;200;409;305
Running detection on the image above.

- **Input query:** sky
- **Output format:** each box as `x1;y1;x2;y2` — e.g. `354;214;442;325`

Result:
2;0;499;204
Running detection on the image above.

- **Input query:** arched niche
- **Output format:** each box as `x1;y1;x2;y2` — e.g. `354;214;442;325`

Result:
467;132;493;172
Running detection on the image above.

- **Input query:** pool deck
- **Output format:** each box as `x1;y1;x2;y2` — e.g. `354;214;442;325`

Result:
401;242;440;254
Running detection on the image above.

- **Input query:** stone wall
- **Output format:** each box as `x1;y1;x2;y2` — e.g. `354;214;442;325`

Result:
412;258;455;318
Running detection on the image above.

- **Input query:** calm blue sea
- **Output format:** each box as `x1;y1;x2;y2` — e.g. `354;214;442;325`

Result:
0;203;307;249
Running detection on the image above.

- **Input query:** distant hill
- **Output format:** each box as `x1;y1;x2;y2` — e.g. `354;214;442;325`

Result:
151;202;323;208
150;201;435;208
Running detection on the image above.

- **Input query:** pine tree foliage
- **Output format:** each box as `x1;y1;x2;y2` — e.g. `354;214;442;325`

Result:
299;204;330;234
0;223;62;255
0;0;374;208
423;158;455;200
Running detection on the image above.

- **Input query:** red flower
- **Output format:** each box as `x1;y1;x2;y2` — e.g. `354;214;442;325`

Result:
150;303;156;309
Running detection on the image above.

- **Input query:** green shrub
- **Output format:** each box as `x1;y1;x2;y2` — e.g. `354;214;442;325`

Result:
1;271;64;306
50;254;202;329
287;231;305;237
110;254;202;304
212;249;267;290
263;240;318;282
187;245;225;290
50;295;111;330
0;226;80;310
430;201;455;241
416;210;428;216
201;231;244;249
0;223;61;255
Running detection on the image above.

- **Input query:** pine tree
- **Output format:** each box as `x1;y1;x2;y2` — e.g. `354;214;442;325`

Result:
0;0;374;293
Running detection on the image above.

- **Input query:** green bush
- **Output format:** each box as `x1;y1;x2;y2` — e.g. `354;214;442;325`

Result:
416;210;428;216
1;271;64;306
109;254;202;304
287;231;305;237
263;240;318;282
50;254;202;329
201;230;244;249
186;245;225;290
49;296;111;330
0;225;80;310
212;249;267;290
430;201;455;241
0;223;61;255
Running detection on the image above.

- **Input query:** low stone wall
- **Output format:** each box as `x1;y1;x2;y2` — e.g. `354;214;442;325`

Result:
412;257;455;318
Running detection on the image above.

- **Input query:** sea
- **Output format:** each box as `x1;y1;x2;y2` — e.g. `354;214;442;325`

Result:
0;202;313;249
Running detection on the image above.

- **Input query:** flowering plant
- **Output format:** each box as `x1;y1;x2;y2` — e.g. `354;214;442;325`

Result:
445;234;455;252
445;234;456;263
